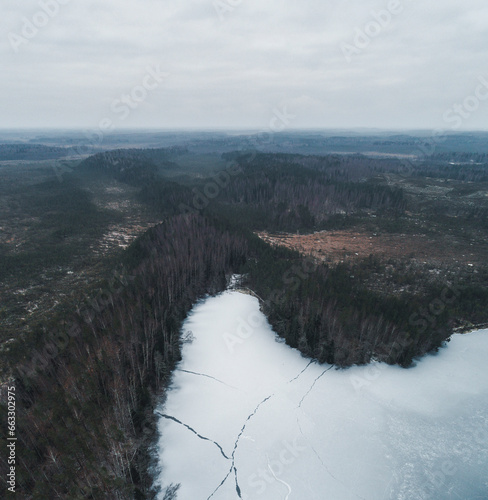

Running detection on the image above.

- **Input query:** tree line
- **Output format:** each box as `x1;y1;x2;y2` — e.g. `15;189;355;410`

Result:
1;214;248;499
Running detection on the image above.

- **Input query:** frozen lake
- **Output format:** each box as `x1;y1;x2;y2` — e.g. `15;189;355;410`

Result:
153;291;488;500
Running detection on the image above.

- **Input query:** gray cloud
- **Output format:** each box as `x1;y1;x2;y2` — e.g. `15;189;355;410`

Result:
2;0;488;130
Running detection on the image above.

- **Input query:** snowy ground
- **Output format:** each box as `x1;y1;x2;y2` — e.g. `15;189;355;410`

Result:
153;291;488;500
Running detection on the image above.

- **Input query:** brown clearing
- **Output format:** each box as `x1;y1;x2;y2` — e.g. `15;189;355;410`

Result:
256;230;486;266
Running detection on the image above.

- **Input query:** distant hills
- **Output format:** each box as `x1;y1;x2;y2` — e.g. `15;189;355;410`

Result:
0;144;76;160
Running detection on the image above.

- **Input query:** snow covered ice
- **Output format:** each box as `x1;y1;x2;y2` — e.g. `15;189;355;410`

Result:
153;291;488;500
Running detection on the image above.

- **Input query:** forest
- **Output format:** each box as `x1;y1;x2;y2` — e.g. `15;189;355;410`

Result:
2;215;248;498
1;144;487;498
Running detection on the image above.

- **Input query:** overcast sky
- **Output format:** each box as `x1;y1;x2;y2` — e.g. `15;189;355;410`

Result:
2;0;488;131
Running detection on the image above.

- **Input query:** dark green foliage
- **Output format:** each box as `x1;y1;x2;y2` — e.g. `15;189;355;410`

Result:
0;144;72;160
0;176;116;281
137;179;192;215
215;153;406;232
6;214;248;498
78;150;158;186
243;245;484;368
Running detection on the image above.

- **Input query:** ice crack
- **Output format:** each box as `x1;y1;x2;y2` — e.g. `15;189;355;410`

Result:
232;395;274;456
296;416;340;484
296;415;367;500
156;412;230;460
298;366;333;408
288;359;316;383
234;466;242;498
207;394;275;499
177;368;239;390
207;465;233;499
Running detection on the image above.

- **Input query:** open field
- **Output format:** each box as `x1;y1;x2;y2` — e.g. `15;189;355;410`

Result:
256;229;488;266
